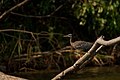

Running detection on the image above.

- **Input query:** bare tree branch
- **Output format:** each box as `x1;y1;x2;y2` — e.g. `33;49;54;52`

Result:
97;36;120;46
0;0;29;20
10;12;67;19
10;4;65;19
52;36;120;80
0;29;63;36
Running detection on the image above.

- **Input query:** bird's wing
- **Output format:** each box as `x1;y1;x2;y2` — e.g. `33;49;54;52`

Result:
72;41;93;51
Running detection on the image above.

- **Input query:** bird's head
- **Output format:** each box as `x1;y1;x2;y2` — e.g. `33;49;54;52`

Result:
63;34;72;38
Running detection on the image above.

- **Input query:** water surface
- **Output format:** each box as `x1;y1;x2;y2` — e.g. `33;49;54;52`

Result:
13;66;120;80
64;66;120;80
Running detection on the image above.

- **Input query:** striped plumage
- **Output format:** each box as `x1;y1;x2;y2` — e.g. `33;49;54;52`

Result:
64;34;93;51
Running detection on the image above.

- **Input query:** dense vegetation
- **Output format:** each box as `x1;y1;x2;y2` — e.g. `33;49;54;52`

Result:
0;0;120;73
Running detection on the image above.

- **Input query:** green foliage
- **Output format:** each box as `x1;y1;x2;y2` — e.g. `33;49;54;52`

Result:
72;0;120;38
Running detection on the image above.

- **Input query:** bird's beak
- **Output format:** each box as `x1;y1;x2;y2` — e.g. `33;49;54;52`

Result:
63;35;69;37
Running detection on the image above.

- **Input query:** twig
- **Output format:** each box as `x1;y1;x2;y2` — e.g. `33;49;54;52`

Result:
111;44;117;56
0;0;29;20
30;32;37;41
49;4;64;16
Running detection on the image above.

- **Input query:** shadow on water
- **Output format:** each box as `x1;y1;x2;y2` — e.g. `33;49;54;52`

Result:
64;66;120;80
12;66;120;80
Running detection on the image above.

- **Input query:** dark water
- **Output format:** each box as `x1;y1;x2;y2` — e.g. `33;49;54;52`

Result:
64;66;120;80
13;66;120;80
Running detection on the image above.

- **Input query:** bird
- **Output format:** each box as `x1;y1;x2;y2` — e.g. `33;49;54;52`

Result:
64;34;93;52
63;34;102;65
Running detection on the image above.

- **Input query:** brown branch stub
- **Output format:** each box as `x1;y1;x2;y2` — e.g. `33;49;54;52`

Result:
0;0;29;20
52;36;120;80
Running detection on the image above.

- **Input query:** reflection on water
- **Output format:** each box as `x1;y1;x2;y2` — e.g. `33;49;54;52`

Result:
64;66;120;80
12;66;120;80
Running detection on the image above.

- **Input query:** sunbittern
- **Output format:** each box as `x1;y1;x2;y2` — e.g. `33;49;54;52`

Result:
63;34;102;65
64;34;93;52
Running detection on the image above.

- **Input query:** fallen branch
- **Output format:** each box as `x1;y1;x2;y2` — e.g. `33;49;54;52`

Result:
0;0;29;20
52;36;120;80
0;71;27;80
